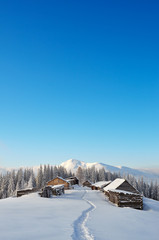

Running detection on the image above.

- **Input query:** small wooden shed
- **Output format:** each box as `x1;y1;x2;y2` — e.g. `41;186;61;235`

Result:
103;178;139;195
41;184;65;198
47;176;71;189
66;176;79;185
51;184;65;195
103;178;143;210
17;188;38;197
108;189;143;209
91;181;111;190
83;180;92;188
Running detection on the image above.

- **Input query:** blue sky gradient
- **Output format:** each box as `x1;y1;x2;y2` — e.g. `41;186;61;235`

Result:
0;1;159;167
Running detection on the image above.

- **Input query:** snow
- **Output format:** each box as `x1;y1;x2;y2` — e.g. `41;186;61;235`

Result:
0;187;159;240
86;191;159;240
103;178;125;191
18;187;33;191
0;188;89;240
1;159;159;182
109;189;139;195
92;181;111;188
51;184;64;189
60;159;87;173
60;159;159;182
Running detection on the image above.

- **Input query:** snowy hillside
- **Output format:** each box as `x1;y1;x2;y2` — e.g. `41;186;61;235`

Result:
0;187;159;240
60;159;159;182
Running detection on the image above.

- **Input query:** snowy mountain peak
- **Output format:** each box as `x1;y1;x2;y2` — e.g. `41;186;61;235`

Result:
66;159;84;165
60;159;159;182
60;159;119;173
60;159;86;173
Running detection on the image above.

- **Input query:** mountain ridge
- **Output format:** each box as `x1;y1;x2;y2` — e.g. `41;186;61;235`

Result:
1;158;159;182
60;159;159;182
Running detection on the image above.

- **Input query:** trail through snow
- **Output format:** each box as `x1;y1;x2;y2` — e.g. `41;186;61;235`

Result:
72;190;96;240
0;187;159;240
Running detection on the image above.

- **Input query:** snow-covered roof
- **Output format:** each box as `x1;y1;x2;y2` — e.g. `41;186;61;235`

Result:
92;181;111;188
50;184;64;189
67;179;74;182
66;177;78;180
17;188;33;191
83;180;92;184
103;178;125;191
56;176;69;182
108;189;139;195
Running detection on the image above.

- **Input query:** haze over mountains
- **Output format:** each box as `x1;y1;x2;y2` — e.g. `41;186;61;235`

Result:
0;159;159;182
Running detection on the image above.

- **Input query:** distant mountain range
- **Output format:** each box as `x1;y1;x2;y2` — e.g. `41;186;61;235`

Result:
61;159;159;182
0;158;159;182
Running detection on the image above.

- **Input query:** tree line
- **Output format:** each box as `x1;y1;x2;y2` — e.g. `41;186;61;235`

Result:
0;165;159;201
0;165;71;199
76;166;159;201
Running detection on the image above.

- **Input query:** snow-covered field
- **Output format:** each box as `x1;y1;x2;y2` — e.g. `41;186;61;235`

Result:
0;186;159;240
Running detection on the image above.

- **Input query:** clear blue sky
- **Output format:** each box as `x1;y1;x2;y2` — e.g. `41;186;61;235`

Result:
0;0;158;168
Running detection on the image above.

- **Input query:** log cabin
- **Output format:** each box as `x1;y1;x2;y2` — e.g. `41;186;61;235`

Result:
83;180;92;188
107;189;143;209
47;176;71;189
66;176;79;185
17;188;38;197
91;181;111;190
40;184;65;198
103;178;143;210
103;178;139;194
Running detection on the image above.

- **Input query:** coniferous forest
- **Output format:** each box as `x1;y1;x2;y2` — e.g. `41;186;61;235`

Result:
0;165;159;201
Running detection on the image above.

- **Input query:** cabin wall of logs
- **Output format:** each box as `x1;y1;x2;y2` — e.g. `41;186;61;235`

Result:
66;177;79;185
47;177;70;189
107;190;143;210
40;185;65;198
83;181;92;188
91;185;99;190
17;188;38;197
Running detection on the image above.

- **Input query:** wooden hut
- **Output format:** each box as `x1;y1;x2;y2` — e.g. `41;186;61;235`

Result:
103;178;143;210
91;181;111;190
17;188;38;197
107;189;143;209
47;176;71;189
40;186;53;198
41;184;65;198
83;180;92;188
66;176;79;185
103;178;139;195
51;184;65;195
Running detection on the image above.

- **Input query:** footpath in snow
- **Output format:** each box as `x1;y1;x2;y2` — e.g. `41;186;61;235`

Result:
84;190;159;240
0;187;89;240
72;190;96;240
0;186;159;240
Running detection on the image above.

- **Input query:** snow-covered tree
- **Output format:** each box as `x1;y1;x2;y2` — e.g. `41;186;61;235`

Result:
98;168;105;181
76;167;84;185
8;171;16;196
0;164;159;202
27;170;36;188
36;165;43;189
53;166;58;178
